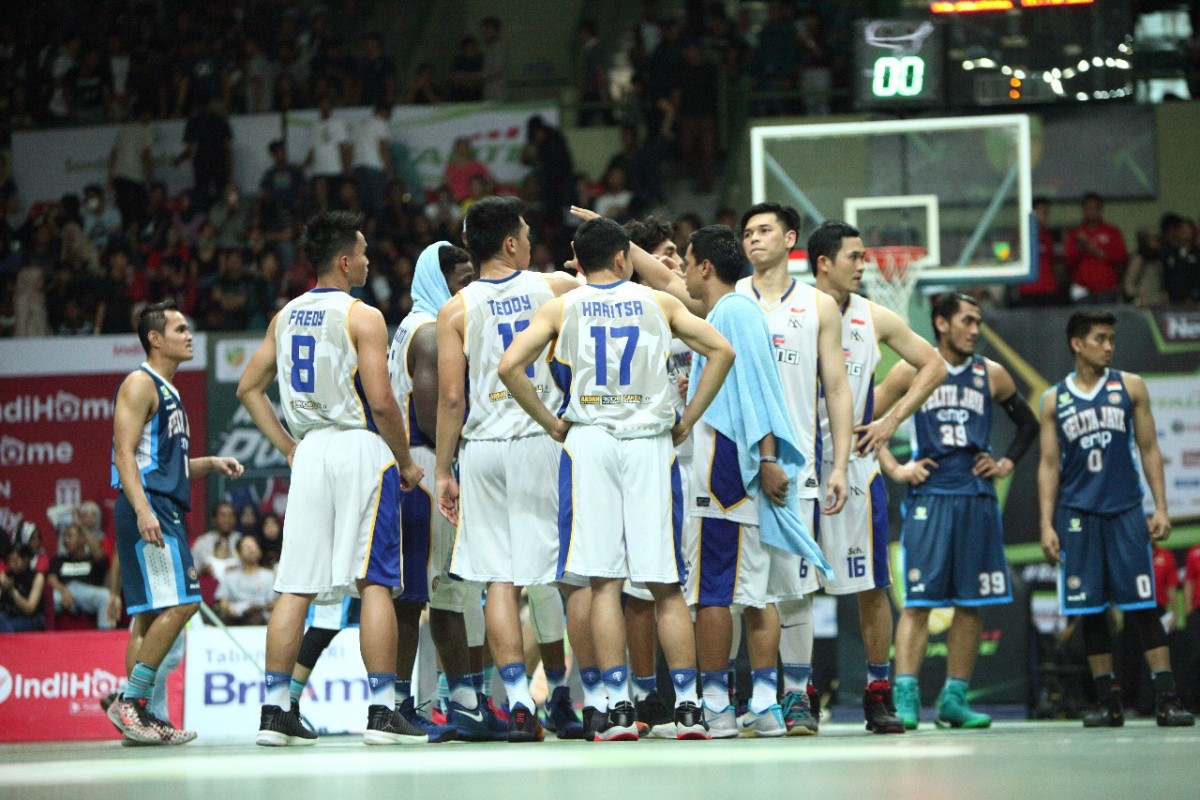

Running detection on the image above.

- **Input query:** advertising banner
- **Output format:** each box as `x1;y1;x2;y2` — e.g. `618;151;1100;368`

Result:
1146;375;1200;521
12;103;557;205
184;624;368;736
0;336;209;546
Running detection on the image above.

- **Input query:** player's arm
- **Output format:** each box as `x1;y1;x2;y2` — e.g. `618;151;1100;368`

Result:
815;291;852;513
973;360;1038;480
8;571;44;615
544;271;584;297
189;455;244;480
661;291;734;446
350;301;423;491
872;359;916;418
856;304;946;454
498;299;567;440
237;314;298;465
1127;371;1170;542
871;359;935;484
1037;389;1063;564
435;297;468;523
409;325;440;443
113;370;166;546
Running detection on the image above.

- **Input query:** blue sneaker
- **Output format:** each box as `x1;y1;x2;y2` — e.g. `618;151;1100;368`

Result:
542;686;585;739
447;694;507;741
398;697;456;743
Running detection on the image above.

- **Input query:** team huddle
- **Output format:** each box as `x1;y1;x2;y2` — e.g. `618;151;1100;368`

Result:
101;198;1193;747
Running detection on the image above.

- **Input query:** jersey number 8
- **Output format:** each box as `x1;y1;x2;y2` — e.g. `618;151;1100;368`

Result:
291;335;316;392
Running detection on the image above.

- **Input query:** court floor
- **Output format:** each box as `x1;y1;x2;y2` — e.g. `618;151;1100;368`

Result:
2;720;1197;800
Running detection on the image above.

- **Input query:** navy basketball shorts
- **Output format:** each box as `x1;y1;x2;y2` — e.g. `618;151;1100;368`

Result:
115;491;202;615
900;493;1011;608
1056;504;1157;615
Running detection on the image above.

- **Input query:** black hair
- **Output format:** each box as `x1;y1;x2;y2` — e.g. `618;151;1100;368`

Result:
1082;192;1103;205
463;196;523;265
137;301;181;354
302;211;363;276
806;220;861;270
437;244;472;280
688;225;744;285
930;292;981;343
623;215;674;253
1066;309;1116;352
574;217;630;273
739;202;800;237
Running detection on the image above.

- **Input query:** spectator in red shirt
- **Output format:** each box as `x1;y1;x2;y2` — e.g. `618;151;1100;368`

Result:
1064;192;1127;303
1016;197;1065;306
443;137;493;203
1185;544;1200;619
1153;545;1180;622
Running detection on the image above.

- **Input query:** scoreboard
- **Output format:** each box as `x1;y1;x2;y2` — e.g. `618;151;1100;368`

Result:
854;20;945;109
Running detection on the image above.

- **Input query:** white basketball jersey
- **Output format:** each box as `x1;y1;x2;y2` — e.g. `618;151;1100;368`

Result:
275;289;371;440
553;281;675;438
736;276;821;498
667;337;694;459
819;292;881;460
388;310;435;448
460;271;562;440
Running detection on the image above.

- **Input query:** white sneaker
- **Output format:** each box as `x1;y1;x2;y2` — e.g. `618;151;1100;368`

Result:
737;705;787;738
703;703;740;739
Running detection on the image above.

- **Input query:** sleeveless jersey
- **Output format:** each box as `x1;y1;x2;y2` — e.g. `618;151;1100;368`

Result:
111;364;191;509
276;288;373;440
389;310;435;448
551;280;675;438
1053;369;1142;515
460;270;562;440
819;293;881;460
908;354;995;496
737;276;821;498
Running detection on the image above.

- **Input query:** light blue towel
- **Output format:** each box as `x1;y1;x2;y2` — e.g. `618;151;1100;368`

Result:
410;240;453;317
689;292;834;578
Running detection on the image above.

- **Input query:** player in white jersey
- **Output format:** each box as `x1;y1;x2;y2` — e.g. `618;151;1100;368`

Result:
238;211;427;746
434;196;593;743
737;202;852;735
498;217;735;741
807;220;946;734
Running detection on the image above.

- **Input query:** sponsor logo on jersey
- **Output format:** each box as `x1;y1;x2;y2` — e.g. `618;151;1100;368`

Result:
1058;392;1071;406
907;568;921;581
695;497;710;507
974;377;984;388
850;318;866;326
1067;592;1087;602
790;307;805;314
1069;518;1082;532
805;477;818;488
772;334;786;347
788;317;802;329
1108;393;1120;404
1067;576;1082;589
913;506;928;520
850;329;865;342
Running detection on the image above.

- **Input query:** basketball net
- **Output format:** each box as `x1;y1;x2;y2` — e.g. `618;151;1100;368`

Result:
862;245;927;322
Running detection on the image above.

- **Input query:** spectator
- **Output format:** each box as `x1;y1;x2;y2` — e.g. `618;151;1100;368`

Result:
208;181;251;251
363;238;412;325
592;164;634;221
139;182;174;248
1016;197;1065;306
64;46;112;123
1153;545;1180;631
796;9;833;115
443;137;493;204
146;255;198;317
674;38;719;193
307;94;351;188
1064;192;1128;303
605;124;663;212
751;0;799;115
56;296;94;335
174;94;234;211
0;274;15;337
13;260;50;337
58;194;99;272
48;522;119;629
480;17;507;101
1124;227;1167;307
257;140;305;266
253;249;286;322
577;20;612;126
1161;213;1200;306
521;115;574;255
254;511;284;569
530;240;557;273
202;248;257;331
190;501;241;578
93;245;146;335
351;104;394;218
215;536;276;626
107;34;133;119
406;62;443;105
448;36;484;101
423;184;462;240
174;39;230;117
241;37;277;114
673;211;703;255
0;545;45;632
358;32;396;107
108;104;155;230
171;191;207;249
82;184;123;250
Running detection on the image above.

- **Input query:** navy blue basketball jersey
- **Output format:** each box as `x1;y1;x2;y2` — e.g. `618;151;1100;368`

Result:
1053;369;1142;516
909;355;994;496
111;364;192;509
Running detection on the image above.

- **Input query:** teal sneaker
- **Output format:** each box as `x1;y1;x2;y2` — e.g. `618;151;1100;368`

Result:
894;679;920;731
780;690;818;736
935;685;992;729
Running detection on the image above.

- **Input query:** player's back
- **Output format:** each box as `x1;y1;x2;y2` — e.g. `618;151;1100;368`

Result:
460;270;561;440
909;354;995;495
275;288;371;440
553;280;675;438
1053;368;1142;515
819;292;881;458
110;364;192;509
389;310;435;448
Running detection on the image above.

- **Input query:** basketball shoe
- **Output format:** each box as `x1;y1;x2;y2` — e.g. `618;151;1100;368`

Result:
595;701;639;741
446;695;507;741
737;705;787;737
703;703;740;739
673;701;711;740
893;679;920;731
257;704;318;746
542;686;585;739
935;684;992;729
108;695;197;745
398;697;456;743
508;703;546;743
582;706;608;741
637;691;675;738
780;690;819;735
364;704;429;745
1155;693;1194;727
1081;686;1124;728
863;680;906;734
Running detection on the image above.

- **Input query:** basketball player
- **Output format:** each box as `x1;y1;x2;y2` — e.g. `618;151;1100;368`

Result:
237;210;427;746
875;293;1038;729
498;216;734;740
107;301;244;746
1037;309;1193;728
434;196;593;742
808;220;946;734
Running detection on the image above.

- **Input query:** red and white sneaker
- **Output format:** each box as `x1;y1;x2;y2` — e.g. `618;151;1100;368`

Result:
111;696;197;745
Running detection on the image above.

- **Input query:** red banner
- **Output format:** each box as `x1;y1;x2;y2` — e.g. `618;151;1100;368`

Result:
0;335;208;550
0;630;184;742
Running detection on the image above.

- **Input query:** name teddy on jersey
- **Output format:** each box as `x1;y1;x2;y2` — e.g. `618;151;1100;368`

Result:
487;295;533;316
1060;405;1126;444
922;384;987;418
580;299;644;319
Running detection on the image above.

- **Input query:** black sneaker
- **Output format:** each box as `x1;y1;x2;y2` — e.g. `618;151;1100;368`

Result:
1082;688;1124;728
582;706;608;741
863;680;906;734
807;682;822;729
508;702;545;743
636;690;674;738
364;704;429;745
674;701;711;740
1155;693;1195;727
542;686;585;739
257;704;318;746
596;701;639;741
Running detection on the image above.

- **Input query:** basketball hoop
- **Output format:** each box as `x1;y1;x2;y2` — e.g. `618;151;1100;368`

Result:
862;245;927;322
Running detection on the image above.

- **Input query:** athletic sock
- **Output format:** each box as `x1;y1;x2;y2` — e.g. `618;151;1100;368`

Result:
289;677;307;706
750;667;778;714
264;670;291;710
482;664;495;696
498;662;535;711
670;668;698;706
436;671;450;712
701;670;730;710
394;677;413;705
470;671;485;694
601;666;631;705
368;672;396;709
126;662;157;702
782;663;812;695
580;666;605;710
544;665;567;695
448;674;478;709
632;674;657;702
867;662;891;685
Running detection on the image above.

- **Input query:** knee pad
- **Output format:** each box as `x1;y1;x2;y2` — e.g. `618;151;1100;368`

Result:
526;582;566;644
1080;612;1112;657
296;626;341;669
1124;608;1168;653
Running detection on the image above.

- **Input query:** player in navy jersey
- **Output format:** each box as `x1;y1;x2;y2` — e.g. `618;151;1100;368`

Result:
1037;309;1193;728
875;293;1038;729
107;301;244;745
